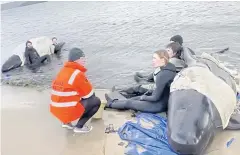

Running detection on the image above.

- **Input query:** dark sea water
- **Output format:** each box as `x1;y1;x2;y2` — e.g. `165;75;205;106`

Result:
1;1;240;89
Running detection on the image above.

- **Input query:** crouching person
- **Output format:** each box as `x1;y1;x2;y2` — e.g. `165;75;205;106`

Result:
50;47;101;133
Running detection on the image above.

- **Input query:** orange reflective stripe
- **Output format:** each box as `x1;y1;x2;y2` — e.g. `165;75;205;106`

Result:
68;70;81;85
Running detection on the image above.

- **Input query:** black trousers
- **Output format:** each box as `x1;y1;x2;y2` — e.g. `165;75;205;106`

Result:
76;94;101;128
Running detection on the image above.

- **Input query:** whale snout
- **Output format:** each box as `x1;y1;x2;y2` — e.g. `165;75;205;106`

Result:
2;55;22;72
167;90;216;154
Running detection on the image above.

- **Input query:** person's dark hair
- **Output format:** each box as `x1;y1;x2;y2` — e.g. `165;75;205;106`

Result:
25;40;32;47
170;35;183;45
52;37;57;41
154;49;170;64
166;42;182;58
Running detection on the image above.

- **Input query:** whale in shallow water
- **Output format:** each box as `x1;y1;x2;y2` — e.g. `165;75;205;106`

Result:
1;36;65;73
1;55;23;73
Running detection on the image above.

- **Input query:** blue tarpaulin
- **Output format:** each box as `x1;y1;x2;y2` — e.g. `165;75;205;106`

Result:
118;113;178;155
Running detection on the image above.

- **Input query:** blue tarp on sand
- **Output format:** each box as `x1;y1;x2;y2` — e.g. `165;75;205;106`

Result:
118;113;178;155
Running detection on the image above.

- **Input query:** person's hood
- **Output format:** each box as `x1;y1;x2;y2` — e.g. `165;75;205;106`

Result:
64;61;87;73
160;62;176;73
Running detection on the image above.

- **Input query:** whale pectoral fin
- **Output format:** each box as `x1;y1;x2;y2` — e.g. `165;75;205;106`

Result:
54;42;66;53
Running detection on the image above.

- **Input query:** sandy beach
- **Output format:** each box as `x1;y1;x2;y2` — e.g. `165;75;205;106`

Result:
1;85;240;155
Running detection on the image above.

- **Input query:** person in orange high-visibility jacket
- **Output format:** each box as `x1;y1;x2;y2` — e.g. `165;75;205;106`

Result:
50;47;101;133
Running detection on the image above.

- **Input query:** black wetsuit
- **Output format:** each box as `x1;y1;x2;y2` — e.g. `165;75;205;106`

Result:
126;58;183;98
24;47;51;70
105;63;177;113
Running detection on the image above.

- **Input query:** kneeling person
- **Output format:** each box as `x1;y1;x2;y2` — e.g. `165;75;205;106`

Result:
50;48;101;133
24;41;51;70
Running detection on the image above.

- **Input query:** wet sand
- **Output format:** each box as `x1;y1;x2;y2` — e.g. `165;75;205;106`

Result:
1;85;240;155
